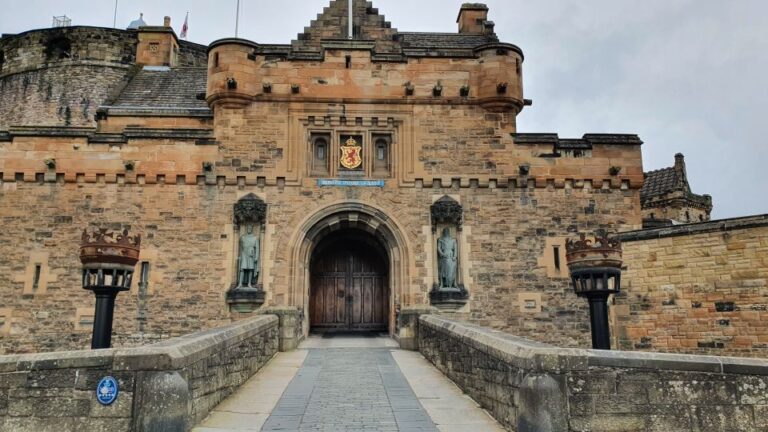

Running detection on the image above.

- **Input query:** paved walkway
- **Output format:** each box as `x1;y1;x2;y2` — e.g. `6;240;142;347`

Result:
193;335;502;432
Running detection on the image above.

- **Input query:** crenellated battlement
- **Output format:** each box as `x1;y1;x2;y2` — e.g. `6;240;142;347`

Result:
205;1;525;114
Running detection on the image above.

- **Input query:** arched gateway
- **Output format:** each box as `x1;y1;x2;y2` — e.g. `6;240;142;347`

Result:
286;201;412;336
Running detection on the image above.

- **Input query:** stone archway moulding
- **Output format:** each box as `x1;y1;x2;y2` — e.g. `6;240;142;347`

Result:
284;200;415;335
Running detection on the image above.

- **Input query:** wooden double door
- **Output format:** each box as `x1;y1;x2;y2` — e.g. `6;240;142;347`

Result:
310;244;388;332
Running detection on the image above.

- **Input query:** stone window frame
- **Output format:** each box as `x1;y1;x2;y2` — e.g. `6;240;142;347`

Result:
74;307;94;332
20;251;52;296
309;131;332;177
372;133;393;178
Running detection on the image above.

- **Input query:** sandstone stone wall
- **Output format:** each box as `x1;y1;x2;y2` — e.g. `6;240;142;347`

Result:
0;27;138;129
615;215;768;358
419;314;768;432
0;315;278;432
0;176;638;353
0;27;207;130
0;91;642;353
178;41;208;67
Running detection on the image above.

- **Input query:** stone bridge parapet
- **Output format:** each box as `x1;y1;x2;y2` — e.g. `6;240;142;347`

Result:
0;314;279;432
419;314;768;431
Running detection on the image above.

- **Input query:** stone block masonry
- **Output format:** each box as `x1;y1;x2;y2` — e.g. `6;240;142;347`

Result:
419;314;768;432
0;177;638;354
617;214;768;357
0;314;278;432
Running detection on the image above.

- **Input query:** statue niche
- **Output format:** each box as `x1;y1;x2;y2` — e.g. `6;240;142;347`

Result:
237;224;260;288
437;227;458;289
430;196;469;309
227;193;267;312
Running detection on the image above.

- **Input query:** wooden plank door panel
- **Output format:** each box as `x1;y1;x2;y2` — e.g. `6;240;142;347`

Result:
311;244;388;331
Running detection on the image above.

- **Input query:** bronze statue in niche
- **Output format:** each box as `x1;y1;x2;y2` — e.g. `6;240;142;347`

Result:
437;228;458;289
237;225;260;288
227;194;268;312
430;196;469;308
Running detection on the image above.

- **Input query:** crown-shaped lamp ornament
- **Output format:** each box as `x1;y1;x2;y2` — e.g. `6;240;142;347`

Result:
80;228;141;268
565;232;623;350
566;233;622;295
79;227;141;349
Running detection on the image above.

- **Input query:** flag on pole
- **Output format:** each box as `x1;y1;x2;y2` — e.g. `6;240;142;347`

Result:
180;12;189;39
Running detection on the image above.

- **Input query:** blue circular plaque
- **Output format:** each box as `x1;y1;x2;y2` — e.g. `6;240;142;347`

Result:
96;376;119;406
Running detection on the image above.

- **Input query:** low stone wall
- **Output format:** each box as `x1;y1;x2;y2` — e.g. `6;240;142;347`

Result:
0;314;278;432
419;315;768;432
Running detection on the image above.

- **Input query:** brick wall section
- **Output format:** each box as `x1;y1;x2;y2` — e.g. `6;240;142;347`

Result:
0;315;278;432
419;315;768;432
616;215;768;357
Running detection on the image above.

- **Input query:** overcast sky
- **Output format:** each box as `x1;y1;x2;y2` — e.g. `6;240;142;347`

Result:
1;0;766;219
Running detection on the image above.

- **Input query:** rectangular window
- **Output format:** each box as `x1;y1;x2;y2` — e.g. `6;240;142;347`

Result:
553;246;561;271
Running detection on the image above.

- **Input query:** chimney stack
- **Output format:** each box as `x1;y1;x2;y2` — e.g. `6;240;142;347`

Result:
457;3;489;34
163;16;171;28
674;153;687;179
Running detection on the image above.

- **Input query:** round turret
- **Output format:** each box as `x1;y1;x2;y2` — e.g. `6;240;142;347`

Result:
207;38;261;108
473;43;525;113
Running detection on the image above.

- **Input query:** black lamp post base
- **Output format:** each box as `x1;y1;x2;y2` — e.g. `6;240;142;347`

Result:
585;292;612;350
89;288;124;349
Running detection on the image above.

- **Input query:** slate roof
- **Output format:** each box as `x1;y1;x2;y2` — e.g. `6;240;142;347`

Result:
641;155;711;210
641;167;682;200
112;67;208;109
398;33;498;50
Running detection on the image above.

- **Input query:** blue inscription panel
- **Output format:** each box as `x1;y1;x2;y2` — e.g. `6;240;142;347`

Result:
317;179;385;187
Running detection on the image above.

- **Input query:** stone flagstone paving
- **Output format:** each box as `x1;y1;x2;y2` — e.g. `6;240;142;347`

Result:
193;335;503;432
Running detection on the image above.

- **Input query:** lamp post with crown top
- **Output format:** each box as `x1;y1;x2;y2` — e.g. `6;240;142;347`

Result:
565;233;623;350
80;228;141;349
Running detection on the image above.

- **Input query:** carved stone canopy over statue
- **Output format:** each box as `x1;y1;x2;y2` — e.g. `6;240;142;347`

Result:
233;193;267;226
437;228;458;289
430;195;463;231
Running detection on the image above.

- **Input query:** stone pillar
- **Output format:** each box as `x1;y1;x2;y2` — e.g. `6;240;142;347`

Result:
260;306;302;351
397;306;438;350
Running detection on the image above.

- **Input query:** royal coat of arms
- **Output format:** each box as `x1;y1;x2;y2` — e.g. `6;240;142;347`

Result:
340;137;363;170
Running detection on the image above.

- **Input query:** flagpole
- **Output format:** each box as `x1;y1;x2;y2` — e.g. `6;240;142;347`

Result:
348;0;353;39
235;0;240;38
113;0;119;28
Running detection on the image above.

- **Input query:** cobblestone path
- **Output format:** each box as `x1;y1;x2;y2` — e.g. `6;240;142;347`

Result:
261;348;438;432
